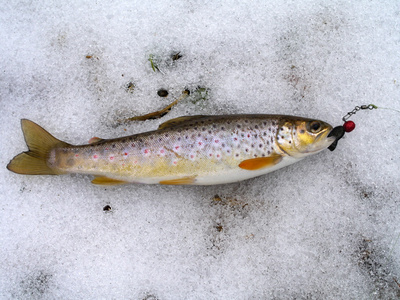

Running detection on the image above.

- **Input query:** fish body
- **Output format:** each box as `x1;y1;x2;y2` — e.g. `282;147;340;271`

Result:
7;115;335;185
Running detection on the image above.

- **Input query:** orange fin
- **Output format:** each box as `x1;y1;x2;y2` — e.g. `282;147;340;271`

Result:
239;155;282;170
88;137;104;144
158;115;207;130
91;176;129;185
159;176;196;185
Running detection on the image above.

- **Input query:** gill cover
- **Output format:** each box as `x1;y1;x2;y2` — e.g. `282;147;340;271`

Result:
277;118;334;158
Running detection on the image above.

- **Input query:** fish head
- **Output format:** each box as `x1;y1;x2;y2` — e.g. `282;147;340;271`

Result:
277;117;336;158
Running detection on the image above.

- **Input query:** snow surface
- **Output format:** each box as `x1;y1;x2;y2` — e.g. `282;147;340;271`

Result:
1;1;399;299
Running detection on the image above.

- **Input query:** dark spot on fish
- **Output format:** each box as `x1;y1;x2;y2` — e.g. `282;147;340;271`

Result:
236;153;239;157
255;125;259;129
263;122;267;126
241;133;245;137
66;158;74;166
262;153;265;157
221;126;225;130
213;124;216;128
185;135;189;139
237;125;241;128
254;154;258;157
280;128;284;131
198;133;201;137
158;138;162;142
194;127;197;130
245;148;249;152
281;136;284;139
208;130;212;134
269;128;272;132
272;121;276;126
227;149;230;153
289;141;292;144
251;144;255;148
300;130;305;134
138;139;143;143
177;137;181;141
121;139;126;143
103;205;112;212
202;127;206;131
221;143;225;147
259;144;263;148
263;132;267;136
245;120;248;123
112;144;116;148
165;134;169;137
268;150;271;155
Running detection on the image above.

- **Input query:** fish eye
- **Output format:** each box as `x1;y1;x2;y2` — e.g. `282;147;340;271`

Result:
309;121;322;133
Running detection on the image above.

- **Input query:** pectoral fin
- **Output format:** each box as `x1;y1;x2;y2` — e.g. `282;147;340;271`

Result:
91;176;129;185
239;155;282;170
159;176;196;185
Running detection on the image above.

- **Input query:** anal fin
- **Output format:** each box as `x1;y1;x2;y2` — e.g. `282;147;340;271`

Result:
91;176;129;185
239;155;282;170
159;176;196;185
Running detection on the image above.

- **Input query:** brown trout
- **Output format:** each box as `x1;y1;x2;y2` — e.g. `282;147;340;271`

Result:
7;115;335;185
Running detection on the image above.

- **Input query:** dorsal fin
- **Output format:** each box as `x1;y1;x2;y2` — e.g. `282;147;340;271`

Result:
88;137;105;144
158;115;208;130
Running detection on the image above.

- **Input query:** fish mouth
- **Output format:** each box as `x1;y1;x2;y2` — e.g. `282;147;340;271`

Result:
307;129;336;154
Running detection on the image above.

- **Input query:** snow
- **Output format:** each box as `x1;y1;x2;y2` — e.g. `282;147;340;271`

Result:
1;0;399;299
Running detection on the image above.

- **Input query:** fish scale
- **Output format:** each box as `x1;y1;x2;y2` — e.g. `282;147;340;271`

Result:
7;115;335;185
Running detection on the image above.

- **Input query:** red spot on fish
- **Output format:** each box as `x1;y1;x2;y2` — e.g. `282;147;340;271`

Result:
160;149;165;154
190;155;194;159
175;146;180;150
217;154;220;158
144;149;149;154
209;153;212;157
105;148;109;150
124;152;128;155
234;137;238;141
110;157;114;160
93;155;98;159
215;140;219;143
247;134;251;138
134;161;138;164
198;142;202;146
173;161;177;165
75;154;79;157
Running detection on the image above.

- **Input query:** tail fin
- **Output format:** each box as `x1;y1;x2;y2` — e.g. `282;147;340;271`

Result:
7;119;71;175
